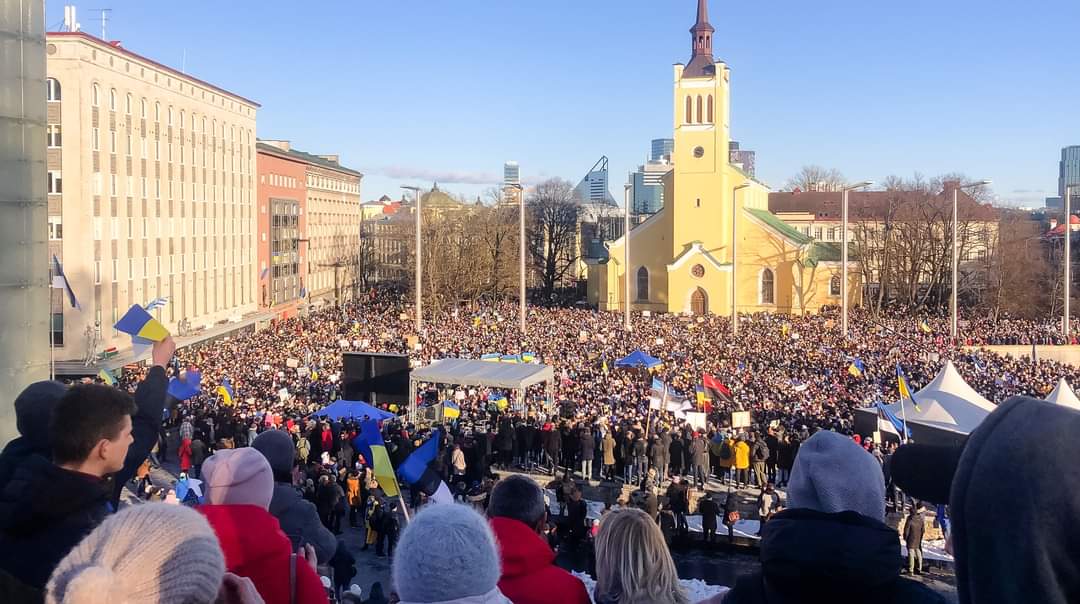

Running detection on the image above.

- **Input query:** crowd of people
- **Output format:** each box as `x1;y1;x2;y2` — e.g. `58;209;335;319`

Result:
3;288;1080;602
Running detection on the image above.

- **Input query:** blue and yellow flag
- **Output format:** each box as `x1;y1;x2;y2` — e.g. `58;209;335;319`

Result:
216;378;235;406
521;352;536;363
896;363;922;412
114;304;169;342
480;353;501;362
500;354;520;364
353;420;400;497
918;320;932;334
443;400;461;419
848;358;866;378
98;369;117;386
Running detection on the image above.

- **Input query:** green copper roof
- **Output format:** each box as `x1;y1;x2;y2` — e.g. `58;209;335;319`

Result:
745;208;812;245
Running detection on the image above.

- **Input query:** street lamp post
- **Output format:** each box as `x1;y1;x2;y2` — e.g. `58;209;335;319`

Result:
950;180;992;341
624;183;632;331
841;181;874;339
732;183;751;335
1066;185;1076;339
401;185;423;333
513;184;527;337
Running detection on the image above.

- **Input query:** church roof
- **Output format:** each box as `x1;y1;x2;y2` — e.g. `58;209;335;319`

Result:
746;208;812;246
420;184;463;209
684;0;717;78
769;189;997;222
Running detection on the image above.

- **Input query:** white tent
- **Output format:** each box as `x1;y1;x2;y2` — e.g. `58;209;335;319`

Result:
1045;378;1080;410
408;358;556;420
857;361;996;441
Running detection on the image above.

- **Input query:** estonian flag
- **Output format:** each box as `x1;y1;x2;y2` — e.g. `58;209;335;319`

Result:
260;267;270;280
352;420;400;497
51;255;81;310
114;304;169;342
702;374;733;404
398;432;454;505
216;378;235;406
875;401;911;438
168;369;202;401
144;297;169;312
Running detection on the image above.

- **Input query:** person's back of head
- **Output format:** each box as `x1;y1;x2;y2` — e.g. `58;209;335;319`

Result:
487;475;546;532
49;384;137;478
251;428;296;483
201;447;274;509
392;503;505;603
12;380;68;454
786;430;884;521
46;503;225;604
593;507;689;604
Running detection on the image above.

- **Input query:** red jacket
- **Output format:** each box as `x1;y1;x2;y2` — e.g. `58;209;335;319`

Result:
178;438;192;472
490;517;590;604
199;504;328;604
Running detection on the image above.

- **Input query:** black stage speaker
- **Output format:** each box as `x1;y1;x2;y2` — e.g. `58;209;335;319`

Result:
342;352;410;404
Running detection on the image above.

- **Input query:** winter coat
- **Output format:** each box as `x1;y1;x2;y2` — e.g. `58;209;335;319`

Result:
601;435;616;466
690;437;708;466
267;482;338;564
723;509;945;604
398;588;512;604
496;418;515;452
179;438;193;472
0;454;112;590
669;438;685;466
190;438;208;466
658;431;673;463
698;496;719;530
666;482;690;513
199;504;329;604
734;441;751;469
489;517;591;604
904;512;925;549
347;476;362;507
718;438;736;469
632;438;647;461
579;431;596;462
777;441;796;471
751;440;770;464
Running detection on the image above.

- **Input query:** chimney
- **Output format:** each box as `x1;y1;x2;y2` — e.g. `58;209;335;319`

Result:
260;139;291;152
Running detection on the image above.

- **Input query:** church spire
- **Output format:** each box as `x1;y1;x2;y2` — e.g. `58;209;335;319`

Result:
685;0;716;78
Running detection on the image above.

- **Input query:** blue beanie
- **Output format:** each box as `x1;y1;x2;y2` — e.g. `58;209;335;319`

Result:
392;504;501;602
786;430;886;521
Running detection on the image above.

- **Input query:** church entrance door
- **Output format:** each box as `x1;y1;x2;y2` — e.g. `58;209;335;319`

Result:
691;287;708;315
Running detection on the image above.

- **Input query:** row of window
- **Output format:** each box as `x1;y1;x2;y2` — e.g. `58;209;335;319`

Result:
632;266;826;305
90;126;253;177
683;94;715;125
83;81;252;142
90;172;253;206
86;215;253;241
88;254;254;285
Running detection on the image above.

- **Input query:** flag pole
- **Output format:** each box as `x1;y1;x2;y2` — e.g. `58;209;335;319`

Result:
899;396;909;445
49;312;55;381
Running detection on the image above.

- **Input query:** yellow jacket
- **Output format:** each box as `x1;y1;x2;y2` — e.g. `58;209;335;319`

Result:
734;441;751;469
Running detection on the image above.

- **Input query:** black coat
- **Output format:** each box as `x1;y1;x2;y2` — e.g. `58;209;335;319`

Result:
669;437;685;466
0;454;112;590
699;497;720;530
579;431;596;461
724;509;945;604
904;513;925;549
496;418;515;452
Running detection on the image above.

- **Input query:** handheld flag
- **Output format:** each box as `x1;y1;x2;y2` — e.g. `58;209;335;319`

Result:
352;420;400;497
300;286;308;299
695;385;713;413
398;432;453;504
602;358;609;375
443;400;461;419
918;319;932;334
702;374;733;404
216;378;235;406
51;255;81;310
144;297;169;312
168;369;202;401
260;267;270;280
896;363;922;412
98;369;117;386
848;358;866;378
114;304;169;342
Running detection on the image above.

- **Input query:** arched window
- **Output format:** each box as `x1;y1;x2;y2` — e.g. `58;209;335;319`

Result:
685;96;692;124
140;98;147;118
179;110;185;129
707;95;714;123
154;102;160;122
760;269;775;304
636;266;649;301
167;107;173;126
46;78;61;101
830;275;841;296
91;83;99;106
125;93;132;114
108;88;116;111
696;95;703;123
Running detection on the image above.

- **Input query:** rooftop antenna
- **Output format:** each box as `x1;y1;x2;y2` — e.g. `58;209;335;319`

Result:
89;8;112;40
61;6;81;32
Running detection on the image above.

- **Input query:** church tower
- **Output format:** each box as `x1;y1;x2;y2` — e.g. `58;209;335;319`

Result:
670;0;732;260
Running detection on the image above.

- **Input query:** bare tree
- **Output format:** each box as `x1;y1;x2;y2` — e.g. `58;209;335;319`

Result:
784;165;847;192
526;178;580;302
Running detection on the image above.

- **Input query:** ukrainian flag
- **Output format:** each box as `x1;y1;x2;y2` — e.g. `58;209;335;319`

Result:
848;358;866;378
521;352;536;363
443;400;461;419
500;354;521;364
216;378;235;406
919;320;932;334
896;363;922;411
481;353;501;362
98;369;117;386
114;304;169;342
354;420;399;497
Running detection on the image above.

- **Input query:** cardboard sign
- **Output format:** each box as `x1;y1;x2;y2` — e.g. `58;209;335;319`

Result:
286;358;300;368
731;411;752;429
684;411;707;431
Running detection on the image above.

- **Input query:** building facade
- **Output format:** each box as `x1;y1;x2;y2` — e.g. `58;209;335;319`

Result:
588;0;851;316
651;138;674;162
631;158;672;220
504;161;520;186
1062;146;1080;198
255;143;308;318
728;141;755;178
573;156;617;205
46;32;259;360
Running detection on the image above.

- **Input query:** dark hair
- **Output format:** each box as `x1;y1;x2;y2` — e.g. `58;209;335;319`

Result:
487;474;545;527
50;384;136;464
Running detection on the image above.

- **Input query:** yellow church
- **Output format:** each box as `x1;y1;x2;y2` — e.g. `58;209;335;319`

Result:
587;0;857;316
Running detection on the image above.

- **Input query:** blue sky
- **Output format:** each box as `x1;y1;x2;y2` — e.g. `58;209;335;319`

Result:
50;0;1078;206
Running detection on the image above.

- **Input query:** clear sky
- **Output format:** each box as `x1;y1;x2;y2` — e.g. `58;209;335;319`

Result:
49;0;1079;207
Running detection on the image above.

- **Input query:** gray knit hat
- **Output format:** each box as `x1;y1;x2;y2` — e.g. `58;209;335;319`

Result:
46;503;225;604
392;504;501;602
252;428;296;476
786;430;886;521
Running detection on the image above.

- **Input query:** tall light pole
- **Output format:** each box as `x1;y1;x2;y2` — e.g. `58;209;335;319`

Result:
732;183;751;335
1066;184;1076;339
950;180;992;341
401;185;423;333
841;181;874;339
513;184;527;337
624;182;633;331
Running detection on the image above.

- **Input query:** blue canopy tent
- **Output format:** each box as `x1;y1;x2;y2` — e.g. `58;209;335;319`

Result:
313;399;396;422
615;350;662;369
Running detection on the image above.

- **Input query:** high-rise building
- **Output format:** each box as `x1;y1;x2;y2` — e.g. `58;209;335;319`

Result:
1061;146;1080;198
504;161;520;186
46;31;259;362
729;141;756;177
651;138;674;162
631;160;671;220
573;156;617;205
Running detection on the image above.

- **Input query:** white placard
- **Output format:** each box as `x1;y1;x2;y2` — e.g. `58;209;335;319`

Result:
339;340;349;348
731;411;752;429
286;358;299;368
278;388;290;401
455;390;466;401
684;411;707;431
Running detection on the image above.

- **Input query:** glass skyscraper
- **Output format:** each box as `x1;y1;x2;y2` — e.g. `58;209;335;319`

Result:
651;138;674;162
1061;146;1080;198
504;161;520;187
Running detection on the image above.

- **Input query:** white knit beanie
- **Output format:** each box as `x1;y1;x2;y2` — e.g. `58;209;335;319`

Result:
46;503;225;604
392;503;502;602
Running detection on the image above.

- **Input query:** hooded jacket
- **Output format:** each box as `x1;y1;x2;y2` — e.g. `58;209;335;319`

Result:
0;454;112;590
267;482;339;564
489;517;590;604
398;587;511;604
199;504;329;604
723;509;944;604
950;396;1080;604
